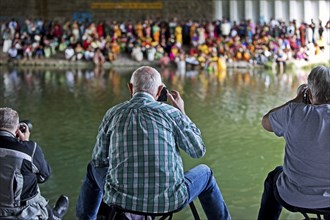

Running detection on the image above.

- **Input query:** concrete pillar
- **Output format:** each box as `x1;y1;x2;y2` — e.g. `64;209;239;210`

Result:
289;0;304;24
259;0;270;24
214;0;223;20
303;0;313;23
289;0;297;22
274;0;283;20
245;0;253;20
318;0;330;24
229;0;238;22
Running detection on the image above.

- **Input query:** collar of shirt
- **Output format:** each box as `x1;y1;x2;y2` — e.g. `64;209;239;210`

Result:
133;92;155;101
0;129;16;138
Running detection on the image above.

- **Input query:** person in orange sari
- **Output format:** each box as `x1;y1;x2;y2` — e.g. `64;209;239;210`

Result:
152;23;160;43
135;21;144;39
190;22;197;45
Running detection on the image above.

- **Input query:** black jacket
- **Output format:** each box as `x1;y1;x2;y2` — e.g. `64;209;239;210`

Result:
0;130;51;201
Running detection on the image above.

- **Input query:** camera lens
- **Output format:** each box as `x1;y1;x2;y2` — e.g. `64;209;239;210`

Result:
303;89;309;104
19;124;26;132
157;87;168;102
19;120;33;133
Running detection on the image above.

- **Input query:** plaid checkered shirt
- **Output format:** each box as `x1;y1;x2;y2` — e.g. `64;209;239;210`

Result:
92;92;205;213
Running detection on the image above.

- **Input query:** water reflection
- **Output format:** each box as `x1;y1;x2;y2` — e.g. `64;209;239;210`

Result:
1;66;308;100
0;66;311;220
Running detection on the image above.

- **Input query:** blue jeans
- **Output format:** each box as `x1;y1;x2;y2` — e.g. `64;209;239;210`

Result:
184;164;231;220
76;162;231;220
76;162;107;220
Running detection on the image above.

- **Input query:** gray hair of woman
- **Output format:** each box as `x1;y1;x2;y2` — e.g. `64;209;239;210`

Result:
0;107;19;131
307;66;330;104
130;66;162;97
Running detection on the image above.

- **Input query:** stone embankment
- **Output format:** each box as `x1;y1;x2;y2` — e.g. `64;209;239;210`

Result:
0;52;158;69
0;46;329;70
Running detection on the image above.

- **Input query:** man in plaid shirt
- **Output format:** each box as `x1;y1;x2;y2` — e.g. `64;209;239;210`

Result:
76;66;231;220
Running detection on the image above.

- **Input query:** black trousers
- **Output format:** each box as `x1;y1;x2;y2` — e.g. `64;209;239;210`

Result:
257;166;330;220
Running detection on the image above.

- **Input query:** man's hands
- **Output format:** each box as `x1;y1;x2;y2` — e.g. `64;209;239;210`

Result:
294;83;311;104
167;90;186;114
262;83;310;132
16;123;30;141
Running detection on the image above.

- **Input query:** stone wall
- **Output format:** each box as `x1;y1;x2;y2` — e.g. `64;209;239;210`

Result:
1;1;329;25
0;0;215;22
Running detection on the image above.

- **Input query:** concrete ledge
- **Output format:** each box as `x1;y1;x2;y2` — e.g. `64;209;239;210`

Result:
0;53;328;71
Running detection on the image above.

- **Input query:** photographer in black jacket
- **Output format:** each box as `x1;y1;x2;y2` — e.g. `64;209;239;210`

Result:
0;107;69;220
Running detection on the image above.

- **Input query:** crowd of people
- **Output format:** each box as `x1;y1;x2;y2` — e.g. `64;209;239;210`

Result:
1;17;329;71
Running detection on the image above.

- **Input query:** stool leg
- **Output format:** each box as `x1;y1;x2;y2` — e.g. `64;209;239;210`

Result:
189;202;200;220
159;213;172;220
108;210;116;220
301;212;310;220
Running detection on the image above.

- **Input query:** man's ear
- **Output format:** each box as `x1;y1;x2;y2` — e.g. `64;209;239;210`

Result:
128;83;133;98
156;85;164;98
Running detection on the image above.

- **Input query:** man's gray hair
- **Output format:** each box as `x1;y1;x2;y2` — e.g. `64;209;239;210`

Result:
308;66;330;103
130;66;162;96
0;107;19;130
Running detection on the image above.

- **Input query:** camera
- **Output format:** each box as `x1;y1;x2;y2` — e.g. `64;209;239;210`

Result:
303;88;310;104
157;87;168;102
19;120;33;133
297;84;310;104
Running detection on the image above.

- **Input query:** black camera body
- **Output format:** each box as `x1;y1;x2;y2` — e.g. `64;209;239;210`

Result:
19;120;33;133
303;88;310;104
157;87;168;102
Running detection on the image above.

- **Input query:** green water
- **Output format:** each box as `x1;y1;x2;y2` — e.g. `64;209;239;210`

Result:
0;66;311;220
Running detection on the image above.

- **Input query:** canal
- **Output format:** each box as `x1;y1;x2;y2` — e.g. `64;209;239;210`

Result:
0;66;310;219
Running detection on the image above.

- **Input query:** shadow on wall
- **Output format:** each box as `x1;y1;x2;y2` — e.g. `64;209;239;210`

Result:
72;12;92;23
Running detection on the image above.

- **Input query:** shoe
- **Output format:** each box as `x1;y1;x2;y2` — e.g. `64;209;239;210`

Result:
53;195;69;219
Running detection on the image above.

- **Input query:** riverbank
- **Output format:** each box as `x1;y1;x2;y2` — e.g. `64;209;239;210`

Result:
0;51;158;69
0;50;252;69
265;45;330;71
0;46;329;70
